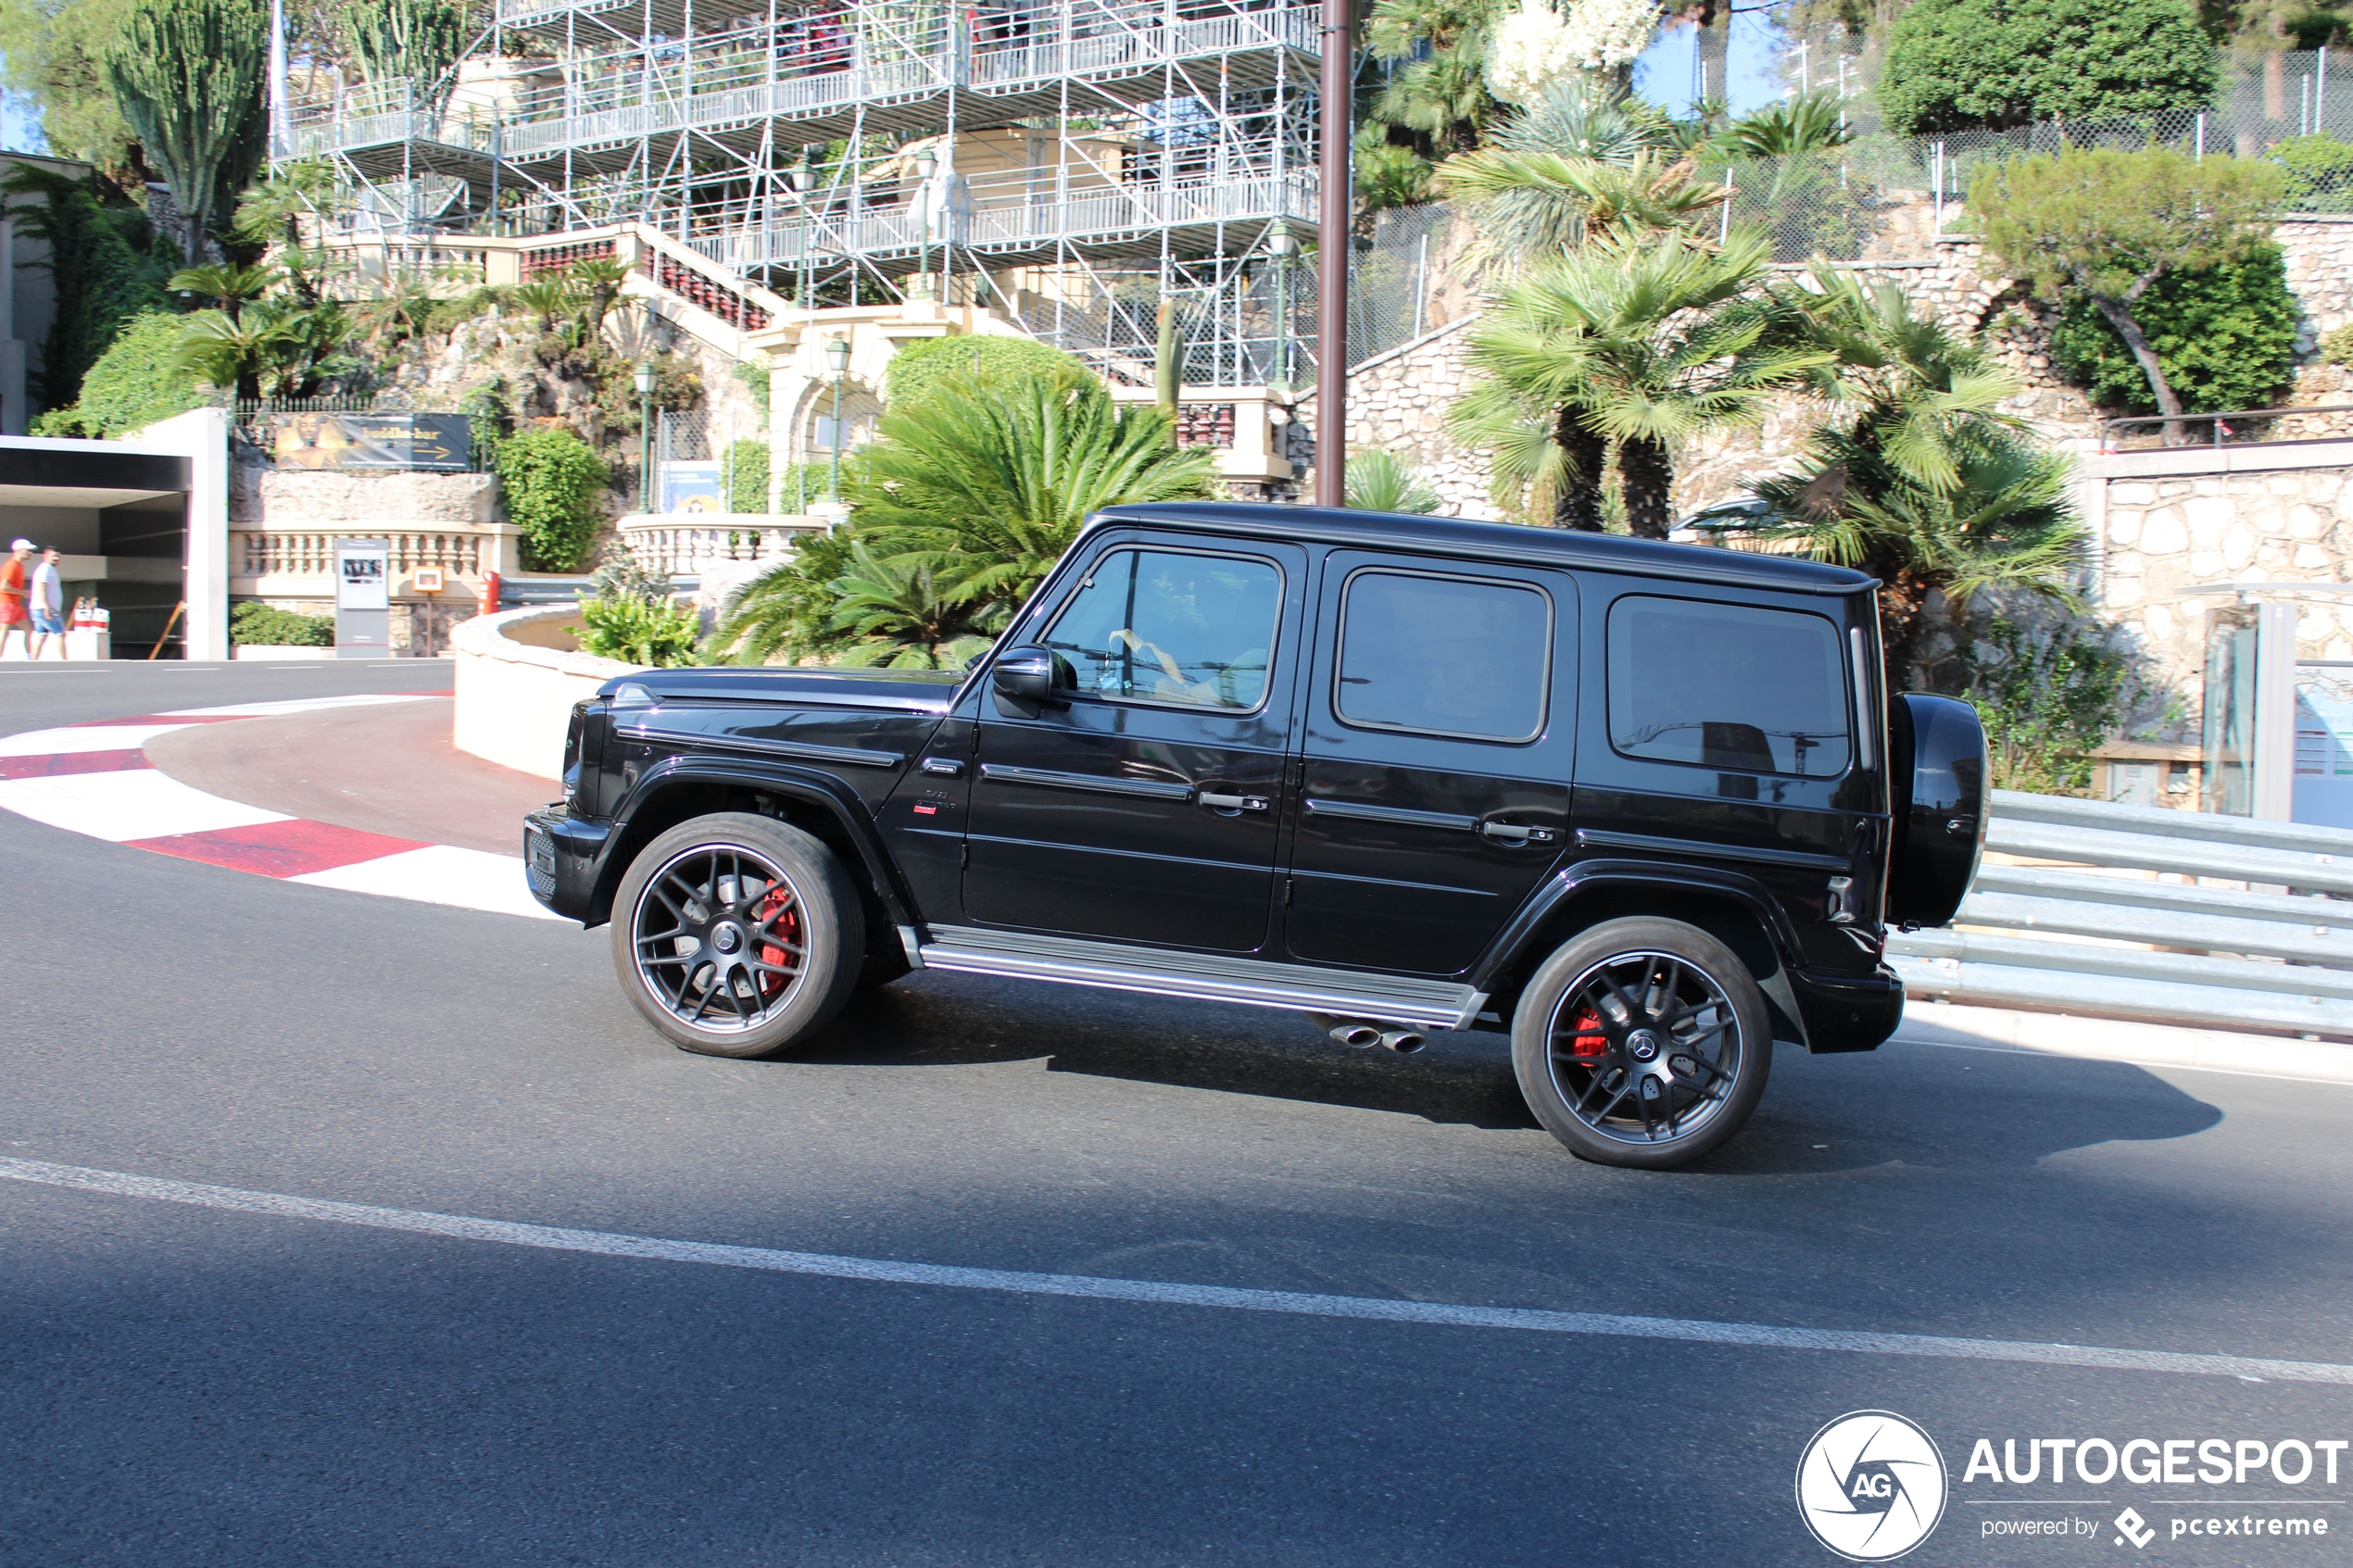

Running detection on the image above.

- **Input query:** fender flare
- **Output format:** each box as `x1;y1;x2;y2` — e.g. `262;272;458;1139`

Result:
589;754;921;929
1467;858;1813;1047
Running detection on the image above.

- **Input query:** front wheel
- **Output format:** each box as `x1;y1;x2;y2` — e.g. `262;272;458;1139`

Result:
1511;918;1771;1170
610;812;866;1058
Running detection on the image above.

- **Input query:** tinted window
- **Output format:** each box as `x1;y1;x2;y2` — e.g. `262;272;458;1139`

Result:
1336;571;1551;742
1044;548;1281;710
1607;596;1850;776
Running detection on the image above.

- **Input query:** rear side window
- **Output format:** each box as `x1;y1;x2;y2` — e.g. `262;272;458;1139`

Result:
1607;596;1851;776
1045;547;1282;710
1335;570;1552;742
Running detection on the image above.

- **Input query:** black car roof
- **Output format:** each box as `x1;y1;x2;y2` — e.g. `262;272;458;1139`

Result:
1085;503;1877;597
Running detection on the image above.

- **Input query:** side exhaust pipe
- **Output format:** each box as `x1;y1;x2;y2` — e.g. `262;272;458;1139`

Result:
1309;1012;1383;1047
1308;1014;1428;1052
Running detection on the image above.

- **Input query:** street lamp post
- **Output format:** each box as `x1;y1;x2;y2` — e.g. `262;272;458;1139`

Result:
634;357;657;512
1315;0;1352;508
912;147;937;302
823;335;851;504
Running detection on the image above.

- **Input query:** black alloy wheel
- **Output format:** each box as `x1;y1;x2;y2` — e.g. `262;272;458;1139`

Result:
1511;918;1771;1169
611;812;865;1058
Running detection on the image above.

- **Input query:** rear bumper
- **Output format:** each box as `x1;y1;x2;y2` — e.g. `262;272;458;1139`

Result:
1791;963;1905;1054
524;806;613;924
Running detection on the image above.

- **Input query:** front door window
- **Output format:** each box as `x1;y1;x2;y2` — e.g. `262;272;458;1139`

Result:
1044;548;1282;711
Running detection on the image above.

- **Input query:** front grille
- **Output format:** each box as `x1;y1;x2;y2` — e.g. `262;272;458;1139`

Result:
525;827;558;898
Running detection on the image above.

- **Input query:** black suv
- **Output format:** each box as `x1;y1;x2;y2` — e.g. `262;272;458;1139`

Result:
526;504;1987;1168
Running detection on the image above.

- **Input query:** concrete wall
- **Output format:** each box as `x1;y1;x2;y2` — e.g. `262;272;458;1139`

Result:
452;605;640;778
2085;442;2353;713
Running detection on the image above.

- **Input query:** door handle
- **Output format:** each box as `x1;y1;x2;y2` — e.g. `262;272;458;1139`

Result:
1198;792;1270;812
1478;822;1559;846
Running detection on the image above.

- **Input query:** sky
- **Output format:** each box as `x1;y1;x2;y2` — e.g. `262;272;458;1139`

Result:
1633;6;1799;118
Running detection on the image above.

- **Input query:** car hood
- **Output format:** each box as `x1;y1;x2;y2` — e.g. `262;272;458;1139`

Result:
597;664;963;714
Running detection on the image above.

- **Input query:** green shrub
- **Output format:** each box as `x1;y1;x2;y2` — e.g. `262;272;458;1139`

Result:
230;601;334;646
884;332;1087;410
1879;0;2218;134
34;311;202;437
2270;133;2353;212
2322;322;2353;367
2048;245;2297;415
495;427;609;570
724;438;771;512
576;591;701;667
1963;613;2153;796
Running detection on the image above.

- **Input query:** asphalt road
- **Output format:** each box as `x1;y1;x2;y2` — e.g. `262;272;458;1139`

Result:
3;661;2349;1568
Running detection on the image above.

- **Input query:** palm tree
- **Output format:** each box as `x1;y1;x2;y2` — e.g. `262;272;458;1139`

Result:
1743;423;2088;686
1714;91;1851;159
230;162;339;305
350;274;437;351
848;364;1220;609
1344;449;1441;513
1766;266;2023;496
712;531;855;665
1450;229;1820;535
510;277;580;335
174;298;353;401
1436;80;1715;267
569;257;633;335
1717;270;2089;682
822;540;999;669
167;262;278;324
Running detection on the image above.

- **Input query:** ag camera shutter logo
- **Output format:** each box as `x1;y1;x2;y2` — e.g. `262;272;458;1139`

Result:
1795;1411;1950;1561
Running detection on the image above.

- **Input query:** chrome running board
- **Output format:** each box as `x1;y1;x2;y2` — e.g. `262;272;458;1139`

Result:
916;923;1485;1031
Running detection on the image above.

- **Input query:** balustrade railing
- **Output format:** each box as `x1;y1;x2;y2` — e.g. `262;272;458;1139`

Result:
237;530;495;581
621;517;826;578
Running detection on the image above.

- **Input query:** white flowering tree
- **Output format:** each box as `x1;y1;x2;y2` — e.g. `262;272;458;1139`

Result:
1487;0;1658;105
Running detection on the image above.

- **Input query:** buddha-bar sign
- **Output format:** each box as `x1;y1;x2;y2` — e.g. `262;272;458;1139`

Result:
269;412;472;472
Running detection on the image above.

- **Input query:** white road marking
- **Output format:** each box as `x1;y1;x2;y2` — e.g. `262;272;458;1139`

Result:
292;844;560;921
0;724;192;757
1;1155;2346;1387
157;694;435;718
0;767;288;841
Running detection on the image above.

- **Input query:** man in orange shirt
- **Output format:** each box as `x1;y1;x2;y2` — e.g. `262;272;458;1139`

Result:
0;539;32;660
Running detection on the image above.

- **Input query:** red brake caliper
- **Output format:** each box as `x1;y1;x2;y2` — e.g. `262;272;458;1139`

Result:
754;889;802;998
1567;1007;1609;1062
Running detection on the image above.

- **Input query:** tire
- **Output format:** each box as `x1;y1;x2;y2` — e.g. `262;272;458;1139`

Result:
610;812;866;1059
1510;918;1772;1170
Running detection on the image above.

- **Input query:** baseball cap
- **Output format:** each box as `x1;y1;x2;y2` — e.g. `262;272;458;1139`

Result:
8;538;31;550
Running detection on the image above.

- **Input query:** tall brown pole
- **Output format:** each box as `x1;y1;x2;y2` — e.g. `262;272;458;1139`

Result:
1315;0;1351;508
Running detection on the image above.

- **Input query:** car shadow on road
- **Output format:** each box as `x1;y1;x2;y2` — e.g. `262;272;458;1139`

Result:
789;978;1543;1129
781;977;2231;1163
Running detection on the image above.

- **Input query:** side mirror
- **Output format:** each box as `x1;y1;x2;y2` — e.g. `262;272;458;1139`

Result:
990;645;1067;717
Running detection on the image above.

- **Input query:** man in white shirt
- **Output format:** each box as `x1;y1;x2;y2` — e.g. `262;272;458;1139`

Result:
28;546;65;660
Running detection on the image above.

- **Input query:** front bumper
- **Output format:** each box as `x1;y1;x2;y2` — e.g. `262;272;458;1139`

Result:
1790;963;1905;1054
524;806;614;923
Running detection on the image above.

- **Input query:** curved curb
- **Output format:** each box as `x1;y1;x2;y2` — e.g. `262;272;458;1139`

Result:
0;696;561;922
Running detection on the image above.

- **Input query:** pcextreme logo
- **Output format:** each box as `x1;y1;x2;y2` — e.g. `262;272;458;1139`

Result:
1796;1410;1952;1562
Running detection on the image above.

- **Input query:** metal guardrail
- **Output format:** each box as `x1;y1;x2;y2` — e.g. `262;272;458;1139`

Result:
1887;790;2353;1038
2099;403;2353;452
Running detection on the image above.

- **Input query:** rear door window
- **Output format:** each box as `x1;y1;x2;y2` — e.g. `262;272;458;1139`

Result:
1334;569;1552;743
1606;596;1851;776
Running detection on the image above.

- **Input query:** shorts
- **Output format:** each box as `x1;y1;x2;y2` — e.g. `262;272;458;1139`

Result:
31;611;63;635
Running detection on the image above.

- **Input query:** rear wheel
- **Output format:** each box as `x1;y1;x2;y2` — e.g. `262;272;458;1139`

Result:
610;812;865;1058
1511;918;1770;1169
